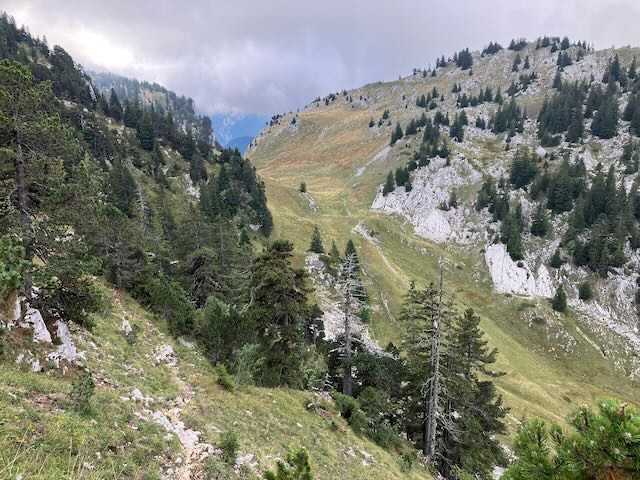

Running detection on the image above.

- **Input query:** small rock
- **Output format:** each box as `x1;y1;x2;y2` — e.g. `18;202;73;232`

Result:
235;453;254;466
154;344;177;365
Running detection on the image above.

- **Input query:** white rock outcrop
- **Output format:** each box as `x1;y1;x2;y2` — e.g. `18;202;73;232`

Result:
154;344;177;365
371;157;482;243
48;320;85;365
484;243;554;298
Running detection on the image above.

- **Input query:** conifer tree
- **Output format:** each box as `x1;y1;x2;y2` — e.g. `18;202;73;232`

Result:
530;204;550;237
551;285;567;312
390;122;404;145
308;225;324;254
108;88;122;121
137;111;155;151
578;282;593;301
383;171;395;196
248;240;311;387
503;399;640;480
501;213;523;260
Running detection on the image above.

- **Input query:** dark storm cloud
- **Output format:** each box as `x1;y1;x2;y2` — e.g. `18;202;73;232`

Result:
6;0;640;116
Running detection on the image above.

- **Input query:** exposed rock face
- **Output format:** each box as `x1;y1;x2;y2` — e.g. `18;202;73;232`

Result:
48;320;85;366
372;156;483;243
22;308;52;343
484;243;554;298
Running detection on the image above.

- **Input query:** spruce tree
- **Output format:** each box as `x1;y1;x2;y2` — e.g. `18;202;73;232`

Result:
382;171;395;196
390;122;404;145
551;285;567;312
578;282;593;301
530;204;550;237
248;240;311;387
108;88;122;121
329;240;340;262
137;112;155;151
550;248;563;268
308;225;324;254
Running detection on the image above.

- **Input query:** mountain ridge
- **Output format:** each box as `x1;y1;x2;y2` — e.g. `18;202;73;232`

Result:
247;37;640;425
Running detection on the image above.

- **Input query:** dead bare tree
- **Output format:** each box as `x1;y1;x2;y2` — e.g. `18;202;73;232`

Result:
338;252;364;397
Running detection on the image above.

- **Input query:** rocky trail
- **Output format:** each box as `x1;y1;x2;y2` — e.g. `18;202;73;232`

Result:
112;290;216;480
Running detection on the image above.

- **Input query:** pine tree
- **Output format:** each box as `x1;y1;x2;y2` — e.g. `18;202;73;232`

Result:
530;204;550;237
565;106;584;143
329;240;340;262
337;252;365;396
248;240;311;387
503;399;640;480
382;171;395;196
390;122;404;145
108;88;122;121
264;448;314;480
551;285;567;312
308;225;324;253
578;282;593;301
137;111;155;151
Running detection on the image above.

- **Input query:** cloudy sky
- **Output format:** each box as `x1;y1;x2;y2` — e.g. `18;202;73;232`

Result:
6;0;640;118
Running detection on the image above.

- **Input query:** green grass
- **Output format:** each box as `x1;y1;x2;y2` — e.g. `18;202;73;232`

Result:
0;284;431;479
247;49;640;442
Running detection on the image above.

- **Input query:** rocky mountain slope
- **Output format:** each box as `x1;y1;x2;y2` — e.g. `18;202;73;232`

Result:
247;38;640;425
0;286;427;480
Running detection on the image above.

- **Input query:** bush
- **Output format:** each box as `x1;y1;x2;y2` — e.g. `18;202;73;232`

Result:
358;307;372;324
219;430;239;465
71;369;95;415
125;323;140;345
143;275;195;335
264;448;314;480
203;456;232;479
400;450;416;472
215;364;235;391
332;392;359;420
232;343;264;386
578;282;593;301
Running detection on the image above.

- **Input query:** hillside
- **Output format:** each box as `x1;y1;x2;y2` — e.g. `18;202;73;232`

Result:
0;10;434;480
0;285;428;480
89;70;214;146
247;37;640;428
3;7;640;478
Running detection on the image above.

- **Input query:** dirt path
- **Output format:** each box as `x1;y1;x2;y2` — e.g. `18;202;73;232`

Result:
112;290;214;480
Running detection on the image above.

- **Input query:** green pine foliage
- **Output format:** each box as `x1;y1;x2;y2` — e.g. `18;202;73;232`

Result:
578;282;593;301
551;286;567;312
390;122;404;145
455;48;473;70
399;282;507;478
509;150;539;188
308;226;325;253
383;171;395;196
248;240;312;387
264;448;314;480
503;399;640;480
530;204;550;237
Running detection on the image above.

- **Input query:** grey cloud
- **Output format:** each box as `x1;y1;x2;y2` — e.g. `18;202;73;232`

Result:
6;0;640;116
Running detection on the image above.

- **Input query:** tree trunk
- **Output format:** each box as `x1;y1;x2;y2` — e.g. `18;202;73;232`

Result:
14;137;33;302
342;295;352;396
424;269;443;461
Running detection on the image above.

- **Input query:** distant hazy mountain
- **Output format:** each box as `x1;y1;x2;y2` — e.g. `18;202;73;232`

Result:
224;135;253;153
210;113;268;147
